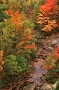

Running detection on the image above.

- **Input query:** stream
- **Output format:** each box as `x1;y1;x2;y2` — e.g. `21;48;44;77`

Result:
23;32;59;90
23;45;48;90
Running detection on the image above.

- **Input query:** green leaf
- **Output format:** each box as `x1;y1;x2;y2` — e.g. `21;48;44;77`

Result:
8;54;16;61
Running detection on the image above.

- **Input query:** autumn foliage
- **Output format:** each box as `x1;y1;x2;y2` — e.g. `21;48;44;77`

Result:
3;1;36;59
0;50;4;72
16;32;34;49
40;0;55;13
25;44;35;50
0;0;59;89
5;8;22;32
37;0;59;32
53;43;59;59
45;43;59;71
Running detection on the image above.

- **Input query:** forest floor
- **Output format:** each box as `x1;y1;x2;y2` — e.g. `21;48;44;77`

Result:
2;30;59;90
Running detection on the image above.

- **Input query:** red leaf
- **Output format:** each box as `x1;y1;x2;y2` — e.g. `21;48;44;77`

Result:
40;0;55;13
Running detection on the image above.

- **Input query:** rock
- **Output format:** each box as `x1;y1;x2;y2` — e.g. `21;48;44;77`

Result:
35;86;40;90
48;47;53;52
51;40;59;48
41;83;53;90
23;83;36;90
52;81;58;90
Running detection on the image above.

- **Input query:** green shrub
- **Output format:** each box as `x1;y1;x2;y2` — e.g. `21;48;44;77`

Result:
39;0;46;5
16;56;28;71
0;80;4;90
30;46;37;60
45;60;59;84
33;2;39;24
0;4;10;22
4;54;31;75
23;19;35;28
45;70;57;84
4;54;22;75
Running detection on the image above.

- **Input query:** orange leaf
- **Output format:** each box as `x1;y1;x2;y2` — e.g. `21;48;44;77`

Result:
49;65;53;70
1;60;5;65
0;65;3;71
16;41;25;48
25;44;35;50
53;44;59;59
25;33;32;40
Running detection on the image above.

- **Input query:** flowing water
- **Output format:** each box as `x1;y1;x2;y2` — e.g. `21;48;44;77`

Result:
30;58;47;86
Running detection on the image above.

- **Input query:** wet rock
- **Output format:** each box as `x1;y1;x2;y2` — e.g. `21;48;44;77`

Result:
51;40;59;48
48;47;53;52
36;54;46;59
23;83;36;90
40;83;53;90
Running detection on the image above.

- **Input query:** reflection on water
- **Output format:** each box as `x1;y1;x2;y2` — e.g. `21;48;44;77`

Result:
32;59;47;86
